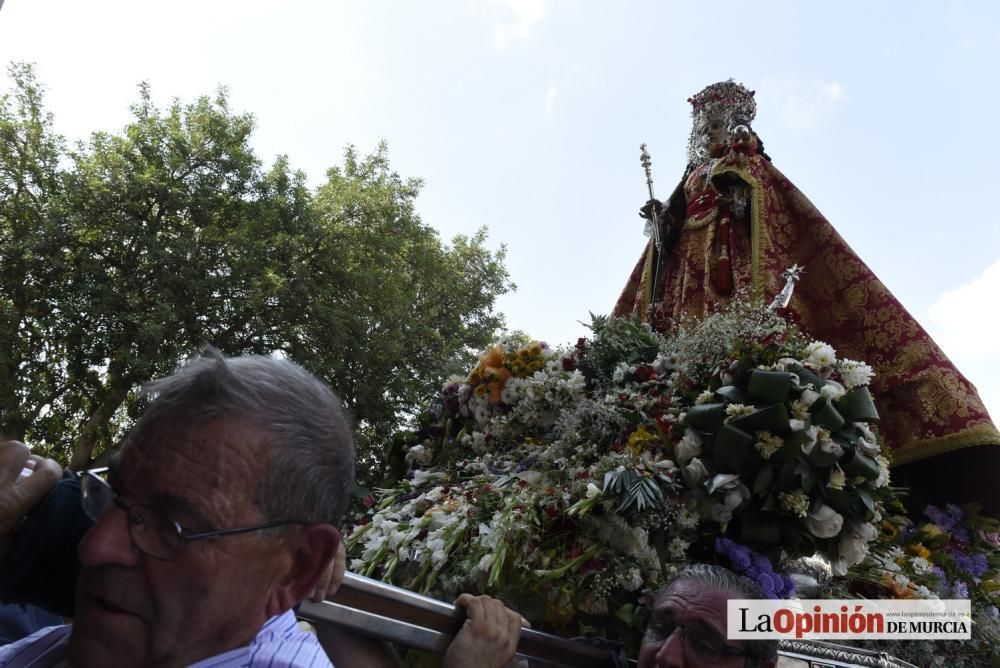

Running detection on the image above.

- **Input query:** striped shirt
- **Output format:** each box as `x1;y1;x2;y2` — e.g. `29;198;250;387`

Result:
0;610;333;668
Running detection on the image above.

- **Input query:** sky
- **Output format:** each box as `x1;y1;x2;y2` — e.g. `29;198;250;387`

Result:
1;0;998;421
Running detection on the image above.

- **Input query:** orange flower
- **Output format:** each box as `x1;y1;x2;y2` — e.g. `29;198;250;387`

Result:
479;345;504;369
484;366;512;403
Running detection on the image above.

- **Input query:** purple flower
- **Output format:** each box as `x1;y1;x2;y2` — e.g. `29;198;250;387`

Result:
949;580;969;599
952;551;988;579
925;504;964;532
750;552;772;573
758;575;776;598
780;575;797;598
715;538;752;571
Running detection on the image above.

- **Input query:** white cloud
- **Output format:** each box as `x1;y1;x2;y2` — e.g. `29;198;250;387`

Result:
928;259;1000;361
490;0;547;49
821;82;845;103
927;258;1000;421
762;79;847;131
544;84;557;113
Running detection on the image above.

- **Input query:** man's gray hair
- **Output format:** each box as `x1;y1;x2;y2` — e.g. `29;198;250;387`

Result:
132;348;355;523
660;563;779;667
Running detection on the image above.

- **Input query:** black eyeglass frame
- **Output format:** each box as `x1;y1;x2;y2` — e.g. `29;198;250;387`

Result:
77;467;314;561
642;616;749;663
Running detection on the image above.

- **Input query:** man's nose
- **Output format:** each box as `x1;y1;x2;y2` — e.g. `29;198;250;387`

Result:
78;503;141;567
654;630;686;667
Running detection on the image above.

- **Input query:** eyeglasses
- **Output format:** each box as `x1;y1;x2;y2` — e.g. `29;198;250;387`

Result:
642;616;749;664
78;468;311;561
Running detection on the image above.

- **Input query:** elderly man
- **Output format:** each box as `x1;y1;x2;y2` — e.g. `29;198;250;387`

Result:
0;351;521;668
639;564;778;668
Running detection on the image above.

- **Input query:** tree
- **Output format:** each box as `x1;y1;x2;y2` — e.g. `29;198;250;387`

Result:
0;63;73;450
0;64;513;480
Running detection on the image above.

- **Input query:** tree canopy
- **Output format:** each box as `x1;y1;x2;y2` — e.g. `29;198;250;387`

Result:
0;63;513;482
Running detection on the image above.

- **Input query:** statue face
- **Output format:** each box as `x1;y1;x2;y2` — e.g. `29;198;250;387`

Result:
699;117;728;157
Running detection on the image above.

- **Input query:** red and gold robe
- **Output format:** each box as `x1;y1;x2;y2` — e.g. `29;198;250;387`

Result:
614;145;999;466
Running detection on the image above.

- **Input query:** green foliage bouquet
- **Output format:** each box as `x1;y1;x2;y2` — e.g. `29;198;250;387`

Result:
346;298;897;634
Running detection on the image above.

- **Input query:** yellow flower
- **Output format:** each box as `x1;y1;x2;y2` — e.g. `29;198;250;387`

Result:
919;523;945;540
907;543;932;560
881;520;899;541
626;424;659;455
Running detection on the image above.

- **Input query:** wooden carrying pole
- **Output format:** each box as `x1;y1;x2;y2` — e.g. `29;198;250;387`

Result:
297;572;618;668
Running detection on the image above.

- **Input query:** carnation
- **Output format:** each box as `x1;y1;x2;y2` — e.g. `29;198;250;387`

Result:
839;359;874;389
805;341;837;368
695;389;715;405
724;403;754;421
754;431;784;459
779;489;810;518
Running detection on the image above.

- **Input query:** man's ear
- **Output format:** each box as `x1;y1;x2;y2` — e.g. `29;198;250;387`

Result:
267;524;341;616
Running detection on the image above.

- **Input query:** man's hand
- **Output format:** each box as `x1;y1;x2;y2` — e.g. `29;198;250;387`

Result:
443;594;525;668
315;534;347;601
639;198;664;221
0;441;62;561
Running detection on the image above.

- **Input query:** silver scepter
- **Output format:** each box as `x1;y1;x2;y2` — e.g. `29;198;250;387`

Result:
639;143;662;252
767;264;805;311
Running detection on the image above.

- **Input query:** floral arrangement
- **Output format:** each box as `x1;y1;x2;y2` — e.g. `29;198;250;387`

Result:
835;502;1000;666
346;299;898;638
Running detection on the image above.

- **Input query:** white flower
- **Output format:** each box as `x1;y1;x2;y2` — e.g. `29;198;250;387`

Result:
723;483;750;510
835;520;879;574
709;503;733;524
668;537;690;560
798;388;822;408
754;431;783;459
819;436;845;459
585;482;602;499
652;355;675;376
695;390;715;405
911;556;932;574
500;377;524;404
625;568;644;591
724;403;753;421
477;553;495;572
875;455;891;488
855;422;876;442
819;380;846;401
857;436;881;457
779;489;810;518
789;418;807;432
470;431;488;454
405;444;433;466
805;341;837;368
612;362;631;384
788;399;809;422
676;504;700;529
681;457;709;487
805;504;844;538
800;425;820;455
675;430;703;464
706;473;741;495
828;465;847;490
517;470;543;485
412;470;444;487
839;359;874;389
650;459;676;473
